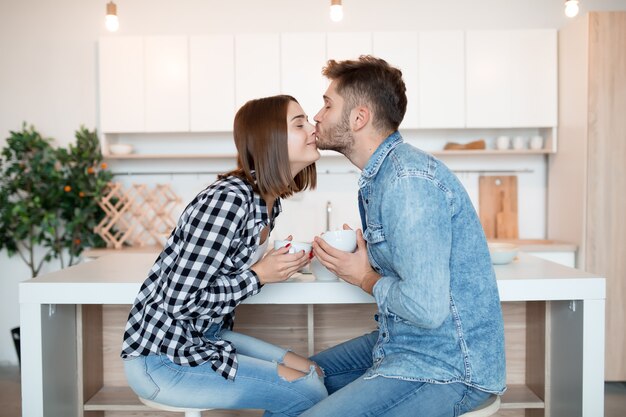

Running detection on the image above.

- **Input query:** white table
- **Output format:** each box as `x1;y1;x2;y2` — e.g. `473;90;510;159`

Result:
20;253;605;417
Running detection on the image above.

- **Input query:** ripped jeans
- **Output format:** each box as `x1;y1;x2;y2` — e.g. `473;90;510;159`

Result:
123;326;327;417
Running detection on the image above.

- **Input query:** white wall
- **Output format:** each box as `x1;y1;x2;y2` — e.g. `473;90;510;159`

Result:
2;0;626;364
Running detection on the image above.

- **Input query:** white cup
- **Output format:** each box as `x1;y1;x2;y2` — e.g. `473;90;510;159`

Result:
320;230;357;252
311;230;357;281
273;240;312;255
496;136;510;150
512;136;526;150
530;135;544;150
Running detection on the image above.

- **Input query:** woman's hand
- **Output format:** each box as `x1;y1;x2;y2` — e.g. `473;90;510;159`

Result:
251;244;310;284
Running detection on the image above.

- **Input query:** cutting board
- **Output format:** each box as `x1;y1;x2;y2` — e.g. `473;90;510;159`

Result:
479;176;519;239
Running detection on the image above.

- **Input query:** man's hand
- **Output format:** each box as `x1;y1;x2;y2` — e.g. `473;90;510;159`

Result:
312;224;380;294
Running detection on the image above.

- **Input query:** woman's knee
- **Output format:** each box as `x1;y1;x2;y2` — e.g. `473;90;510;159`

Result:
283;352;324;378
276;364;328;404
277;364;307;382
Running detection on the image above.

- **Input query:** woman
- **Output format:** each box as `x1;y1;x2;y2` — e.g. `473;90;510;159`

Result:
121;95;326;416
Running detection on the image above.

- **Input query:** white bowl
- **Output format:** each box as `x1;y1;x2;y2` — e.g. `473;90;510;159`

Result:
273;240;312;255
321;230;357;252
488;242;519;265
109;143;134;155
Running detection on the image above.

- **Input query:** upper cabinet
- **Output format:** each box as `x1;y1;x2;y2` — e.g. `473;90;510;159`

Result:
99;36;190;133
235;34;280;108
144;36;189;132
99;37;144;133
327;32;372;61
98;29;557;135
189;35;235;132
280;33;327;118
509;30;557;127
466;30;557;128
418;31;465;129
373;31;419;129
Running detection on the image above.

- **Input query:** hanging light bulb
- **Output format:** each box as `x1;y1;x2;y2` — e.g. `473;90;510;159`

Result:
330;0;343;22
564;0;580;18
105;1;119;32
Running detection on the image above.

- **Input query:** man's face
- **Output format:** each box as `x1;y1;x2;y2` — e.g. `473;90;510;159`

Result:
314;81;354;155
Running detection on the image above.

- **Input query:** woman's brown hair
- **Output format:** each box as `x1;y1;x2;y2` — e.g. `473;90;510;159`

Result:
220;95;316;198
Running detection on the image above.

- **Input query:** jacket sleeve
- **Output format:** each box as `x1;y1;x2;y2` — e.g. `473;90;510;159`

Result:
161;191;261;320
372;176;452;329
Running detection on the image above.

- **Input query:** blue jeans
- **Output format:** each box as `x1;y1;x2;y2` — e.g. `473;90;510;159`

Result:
303;331;492;417
124;327;327;417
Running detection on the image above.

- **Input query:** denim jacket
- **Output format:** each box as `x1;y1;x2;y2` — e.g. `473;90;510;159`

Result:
360;132;506;394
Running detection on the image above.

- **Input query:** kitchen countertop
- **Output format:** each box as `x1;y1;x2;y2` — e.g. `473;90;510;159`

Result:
82;239;577;259
487;239;577;252
20;252;602;305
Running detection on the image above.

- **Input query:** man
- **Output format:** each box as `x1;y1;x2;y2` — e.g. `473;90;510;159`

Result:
304;56;506;416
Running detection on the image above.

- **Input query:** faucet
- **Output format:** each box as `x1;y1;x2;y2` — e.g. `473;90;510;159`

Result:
326;201;332;231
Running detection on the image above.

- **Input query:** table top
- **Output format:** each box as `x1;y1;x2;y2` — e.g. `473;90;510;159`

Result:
19;253;604;305
82;239;578;259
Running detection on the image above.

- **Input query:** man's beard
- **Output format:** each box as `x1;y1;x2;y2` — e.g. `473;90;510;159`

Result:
316;111;354;157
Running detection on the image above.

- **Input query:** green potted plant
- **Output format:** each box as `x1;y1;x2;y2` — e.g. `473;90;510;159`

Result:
0;124;112;274
0;123;112;364
56;126;112;265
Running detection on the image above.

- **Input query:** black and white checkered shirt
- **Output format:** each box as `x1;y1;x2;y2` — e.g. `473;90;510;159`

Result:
121;174;281;380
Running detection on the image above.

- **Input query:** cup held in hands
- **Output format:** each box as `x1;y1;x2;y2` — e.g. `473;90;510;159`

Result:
273;240;312;255
320;229;357;252
312;230;357;281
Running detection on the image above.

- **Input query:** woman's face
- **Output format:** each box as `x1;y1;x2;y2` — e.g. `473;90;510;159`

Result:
286;100;320;176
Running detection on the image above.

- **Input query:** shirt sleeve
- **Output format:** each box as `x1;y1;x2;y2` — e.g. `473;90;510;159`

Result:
161;190;261;320
372;176;452;329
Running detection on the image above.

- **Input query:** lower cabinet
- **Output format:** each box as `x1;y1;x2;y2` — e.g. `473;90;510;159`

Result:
79;302;550;416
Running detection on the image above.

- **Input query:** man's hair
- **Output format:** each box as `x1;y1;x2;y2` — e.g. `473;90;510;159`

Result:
322;55;407;132
222;95;316;198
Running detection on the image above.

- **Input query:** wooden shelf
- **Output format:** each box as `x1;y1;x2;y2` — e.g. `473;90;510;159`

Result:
104;149;552;160
500;384;544;409
432;149;552;156
85;386;149;411
84;384;543;412
105;153;237;160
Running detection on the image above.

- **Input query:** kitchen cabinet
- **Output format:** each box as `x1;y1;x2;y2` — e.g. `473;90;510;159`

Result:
235;34;280;108
98;36;190;159
466;30;557;128
98;29;558;160
280;32;327;118
466;31;510;128
98;37;144;133
509;30;557;128
189;35;235;132
548;11;626;381
372;31;419;129
144;36;189;132
418;30;465;128
326;32;372;61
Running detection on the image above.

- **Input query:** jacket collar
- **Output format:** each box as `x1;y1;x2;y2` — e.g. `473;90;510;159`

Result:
359;131;403;187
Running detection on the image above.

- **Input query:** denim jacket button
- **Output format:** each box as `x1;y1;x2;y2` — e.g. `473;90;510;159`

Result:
374;313;379;322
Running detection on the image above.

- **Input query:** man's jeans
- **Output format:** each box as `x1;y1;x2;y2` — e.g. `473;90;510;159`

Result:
303;331;492;417
124;327;327;417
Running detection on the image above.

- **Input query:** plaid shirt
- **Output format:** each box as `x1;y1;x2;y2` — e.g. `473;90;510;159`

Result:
121;174;281;380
